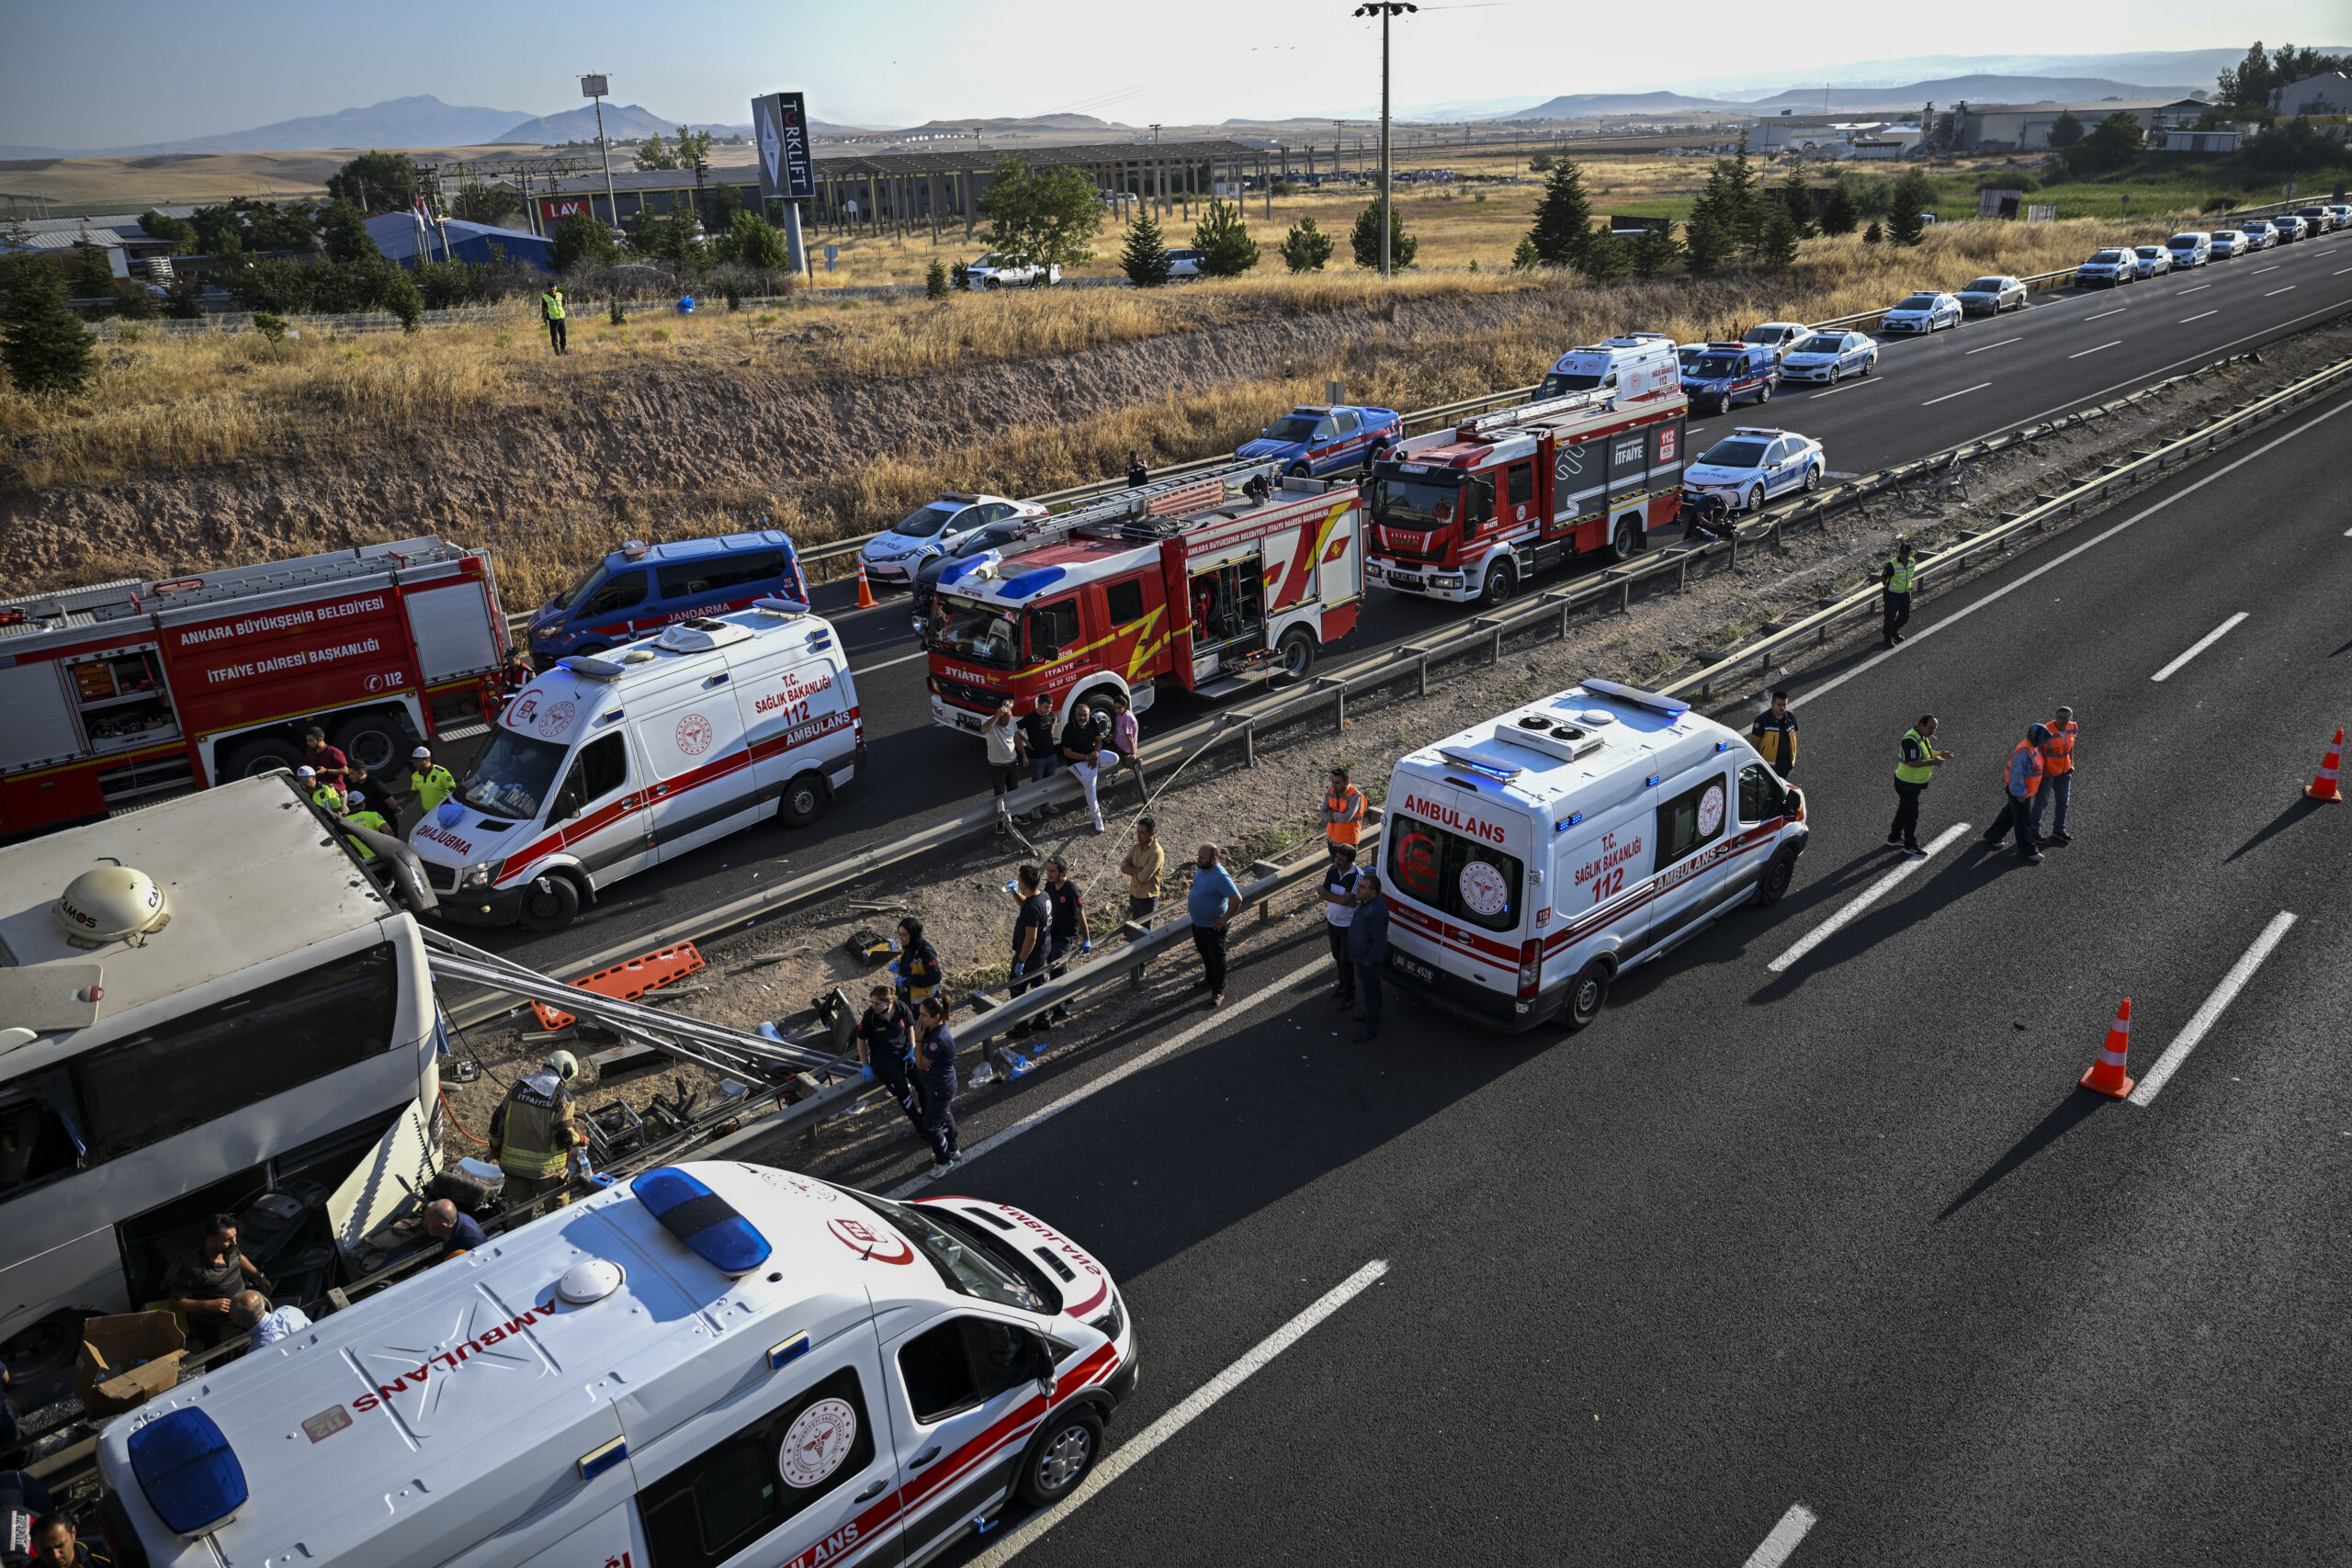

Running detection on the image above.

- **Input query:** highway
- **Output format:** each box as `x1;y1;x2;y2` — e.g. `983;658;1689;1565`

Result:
489;223;2352;969
777;389;2351;1565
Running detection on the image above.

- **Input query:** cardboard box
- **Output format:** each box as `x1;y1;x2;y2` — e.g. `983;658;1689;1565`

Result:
75;1311;187;1419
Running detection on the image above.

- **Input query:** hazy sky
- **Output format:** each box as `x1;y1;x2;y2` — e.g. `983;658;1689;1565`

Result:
2;0;2345;146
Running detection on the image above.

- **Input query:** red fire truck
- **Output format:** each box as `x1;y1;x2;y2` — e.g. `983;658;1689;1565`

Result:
925;461;1364;735
1363;387;1690;607
0;536;511;839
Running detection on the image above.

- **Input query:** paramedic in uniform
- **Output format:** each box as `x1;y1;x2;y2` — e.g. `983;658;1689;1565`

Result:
491;1051;587;1212
1348;874;1391;1043
2033;706;2078;845
857;985;930;1147
914;998;963;1174
1321;842;1363;1009
1887;715;1952;859
1982;723;2049;864
894;918;943;1008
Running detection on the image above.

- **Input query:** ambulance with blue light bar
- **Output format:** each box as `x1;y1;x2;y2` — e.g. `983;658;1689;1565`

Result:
410;602;861;932
1378;678;1807;1032
95;1160;1136;1568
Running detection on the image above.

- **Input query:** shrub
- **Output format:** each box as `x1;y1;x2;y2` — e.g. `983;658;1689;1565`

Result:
2;257;96;394
926;258;949;298
1120;210;1171;287
1193;200;1259;277
1279;216;1335;274
1863;220;1883;245
551;217;621;271
1349;200;1416;269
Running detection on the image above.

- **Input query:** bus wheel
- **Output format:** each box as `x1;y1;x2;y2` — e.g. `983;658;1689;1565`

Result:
225;734;306;780
1018;1405;1103;1507
778;771;830;829
1276;627;1317;679
1562;959;1611;1032
518;874;581;932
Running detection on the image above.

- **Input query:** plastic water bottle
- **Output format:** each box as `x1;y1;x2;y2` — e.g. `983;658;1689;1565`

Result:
756;1021;786;1043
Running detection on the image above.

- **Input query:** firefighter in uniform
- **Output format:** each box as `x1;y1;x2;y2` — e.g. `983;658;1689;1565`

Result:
1981;723;2049;864
540;285;567;355
491;1051;586;1212
1323;767;1366;851
341;791;390;860
1887;715;1951;857
407;745;458;821
1881;540;1919;648
2033;706;2078;846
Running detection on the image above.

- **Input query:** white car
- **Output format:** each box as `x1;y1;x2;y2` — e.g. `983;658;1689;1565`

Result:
2075;250;2135;288
2131;245;2173;279
1880;291;1962;334
1777;329;1878;384
859;491;1049;584
2166;232;2211;268
1164;246;1206;279
1681;426;1826;514
1740;321;1811;363
1954;275;2026;315
2209;229;2245;260
965;251;1062;288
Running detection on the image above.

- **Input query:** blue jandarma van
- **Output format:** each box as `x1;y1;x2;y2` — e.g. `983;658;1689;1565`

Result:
527;532;811;659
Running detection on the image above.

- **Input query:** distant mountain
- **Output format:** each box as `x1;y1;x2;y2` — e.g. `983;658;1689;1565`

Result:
1510;91;1740;119
497;104;691;145
1738;75;2200;114
78;96;534;155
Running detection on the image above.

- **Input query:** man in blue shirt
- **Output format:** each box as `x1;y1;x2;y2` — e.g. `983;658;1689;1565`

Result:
422;1199;487;1262
1346;872;1391;1042
229;1291;311;1352
1186;843;1244;1006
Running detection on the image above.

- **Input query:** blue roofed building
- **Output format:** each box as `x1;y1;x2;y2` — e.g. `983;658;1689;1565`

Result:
363;212;554;271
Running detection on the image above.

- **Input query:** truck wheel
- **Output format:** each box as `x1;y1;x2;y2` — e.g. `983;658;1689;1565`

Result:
1562;959;1611;1032
518;874;581;932
334;710;415;774
223;734;306;781
1479;560;1516;607
778;771;829;829
1017;1404;1103;1507
1754;849;1796;907
1608;516;1641;562
1276;627;1317;679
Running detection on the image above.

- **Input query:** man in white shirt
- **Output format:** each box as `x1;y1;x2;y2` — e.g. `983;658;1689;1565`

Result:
1320;842;1363;1010
229;1290;311;1352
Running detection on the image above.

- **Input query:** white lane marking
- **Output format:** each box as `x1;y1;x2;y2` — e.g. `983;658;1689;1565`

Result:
2338;266;2352;276
2177;283;2212;294
2253;265;2280;274
887;955;1325;1198
967;1259;1392;1568
1743;1503;1822;1568
2130;912;2298;1107
1789;395;2352;711
2150;612;2248;682
851;648;927;676
1808;382;1862;398
1965;335;2023;355
1922;382;1991;406
2069;340;2123;359
1767;822;1972;973
2086;307;2128;321
2266;286;2297;297
2180;310;2220;323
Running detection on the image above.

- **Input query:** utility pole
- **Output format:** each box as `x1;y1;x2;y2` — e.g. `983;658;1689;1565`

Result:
582;74;618;231
1353;3;1416;278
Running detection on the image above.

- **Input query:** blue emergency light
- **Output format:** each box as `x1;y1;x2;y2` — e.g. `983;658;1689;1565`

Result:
631;1167;772;1274
128;1407;248;1536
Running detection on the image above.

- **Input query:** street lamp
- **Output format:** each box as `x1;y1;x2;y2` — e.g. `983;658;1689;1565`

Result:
1353;3;1416;278
581;74;618;231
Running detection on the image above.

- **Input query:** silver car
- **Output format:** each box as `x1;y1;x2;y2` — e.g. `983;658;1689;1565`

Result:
1954;275;2026;314
2131;246;2173;279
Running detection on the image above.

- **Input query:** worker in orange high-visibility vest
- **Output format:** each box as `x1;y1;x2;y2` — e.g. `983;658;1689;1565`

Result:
2033;705;2078;847
1323;766;1366;850
1981;723;2049;864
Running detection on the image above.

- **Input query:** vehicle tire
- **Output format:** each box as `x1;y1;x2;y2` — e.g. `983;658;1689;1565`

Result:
1562;959;1611;1032
1286;461;1312;480
334;709;415;775
1826;365;1840;386
1276;626;1317;679
1478;559;1516;608
1754;848;1796;907
1745;484;1765;513
1711;394;1729;416
1803;464;1821;493
1363;439;1388;472
777;771;830;829
1608;515;1641;562
1754;379;1771;405
572;642;609;658
1017;1404;1103;1508
1861;355;1875;375
518;874;581;932
223;733;307;781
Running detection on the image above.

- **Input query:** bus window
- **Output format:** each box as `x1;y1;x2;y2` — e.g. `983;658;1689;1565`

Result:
0;1066;85;1200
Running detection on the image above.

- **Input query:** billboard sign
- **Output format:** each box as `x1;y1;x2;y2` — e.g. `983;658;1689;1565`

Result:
540;197;593;222
581;74;608;98
752;91;816;202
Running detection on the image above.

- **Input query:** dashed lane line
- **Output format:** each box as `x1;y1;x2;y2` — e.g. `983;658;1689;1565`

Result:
2267;286;2298;297
2086;307;2129;321
2181;310;2220;323
1742;1504;1822;1568
967;1259;1393;1567
2150;612;2248;682
2130;912;2298;1106
1767;822;1973;974
2069;340;2123;359
1922;382;1991;407
1965;335;2023;355
851;648;927;676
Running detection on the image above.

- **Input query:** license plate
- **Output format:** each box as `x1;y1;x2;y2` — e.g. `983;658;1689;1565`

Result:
1390;953;1435;983
1389;572;1423;588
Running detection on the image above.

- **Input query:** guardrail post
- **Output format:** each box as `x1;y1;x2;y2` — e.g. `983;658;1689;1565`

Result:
1558;598;1573;638
1335;686;1347;729
1242;716;1256;768
1619;578;1631;614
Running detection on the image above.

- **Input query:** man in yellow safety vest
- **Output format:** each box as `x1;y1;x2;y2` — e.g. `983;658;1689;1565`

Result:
407;744;458;823
341;791;390;859
540;285;568;355
1880;539;1919;648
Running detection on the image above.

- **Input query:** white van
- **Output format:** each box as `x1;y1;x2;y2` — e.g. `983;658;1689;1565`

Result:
94;1160;1136;1568
1537;334;1681;406
413;602;862;931
2165;231;2211;268
1379;678;1808;1031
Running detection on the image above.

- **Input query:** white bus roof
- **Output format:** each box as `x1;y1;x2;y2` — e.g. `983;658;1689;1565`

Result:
1392;680;1736;828
96;1162;958;1568
0;775;394;1059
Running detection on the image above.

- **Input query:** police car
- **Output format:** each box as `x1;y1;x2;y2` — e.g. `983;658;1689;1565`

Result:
1777;330;1877;384
861;492;1049;585
1879;291;1962;333
1678;342;1779;415
1739;321;1810;363
95;1161;1136;1568
1236;402;1404;477
1680;426;1826;513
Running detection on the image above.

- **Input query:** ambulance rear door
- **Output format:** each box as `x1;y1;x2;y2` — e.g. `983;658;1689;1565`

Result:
1382;778;1536;1014
634;673;756;862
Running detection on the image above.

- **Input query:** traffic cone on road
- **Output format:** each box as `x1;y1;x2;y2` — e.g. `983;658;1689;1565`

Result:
2079;998;2137;1100
2305;728;2345;803
854;560;876;609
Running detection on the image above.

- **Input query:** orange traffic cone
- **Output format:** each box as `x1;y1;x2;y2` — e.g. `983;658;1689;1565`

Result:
2080;998;2136;1100
2306;728;2344;803
854;559;876;609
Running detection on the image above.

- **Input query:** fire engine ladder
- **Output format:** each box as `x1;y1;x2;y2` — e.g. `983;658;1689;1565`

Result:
420;931;848;1084
1057;454;1288;539
1453;386;1615;439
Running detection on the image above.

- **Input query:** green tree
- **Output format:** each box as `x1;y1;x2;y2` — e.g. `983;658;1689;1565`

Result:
1526;156;1596;269
2;255;96;394
325;152;423;214
1694;152;1764;253
977;154;1106;269
138;209;196;254
634;132;678;171
1780;165;1816;238
551;215;621;271
321;197;378;264
1885;170;1935;244
714;211;788;270
1629;226;1680;279
2047;110;2085;150
1815;177;1860;236
110;278;158;320
2067;111;2146;174
413;260;472;310
926;257;949;299
1578;229;1631;282
1193;199;1258;276
625;209;707;271
380;268;424;332
1510;234;1541;271
673;128;715;167
74;241;117;299
1863;220;1883;245
1528;152;1555;172
450;183;519;225
708;182;744;228
1279;215;1336;274
1349;200;1416;268
1682;209;1734;276
1120;209;1171;286
1757;204;1800;272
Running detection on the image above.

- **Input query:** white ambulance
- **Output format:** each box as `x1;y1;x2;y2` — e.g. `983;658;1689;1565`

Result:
1536;334;1681;406
94;1161;1137;1568
413;603;862;931
1379;678;1808;1031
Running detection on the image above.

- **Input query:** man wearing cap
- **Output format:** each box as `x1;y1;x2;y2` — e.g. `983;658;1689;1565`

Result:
2033;705;2079;846
407;746;458;820
1981;722;2049;865
341;792;390;859
297;765;342;814
490;1051;586;1212
1320;840;1363;1010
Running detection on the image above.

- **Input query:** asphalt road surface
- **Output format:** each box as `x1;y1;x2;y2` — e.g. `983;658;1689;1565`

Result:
805;387;2349;1565
490;224;2352;971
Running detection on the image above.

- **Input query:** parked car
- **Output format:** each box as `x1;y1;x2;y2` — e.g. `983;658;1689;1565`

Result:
2209;229;2246;260
2293;205;2338;234
1164;246;1207;279
966;252;1062;287
2075;249;2136;288
859;492;1049;585
1879;291;1962;333
2238;219;2276;250
1739;321;1811;363
1679;341;1779;414
2132;245;2174;279
1776;330;1878;384
2166;231;2212;268
1236;402;1404;477
1681;427;1826;514
2272;215;2305;243
2325;204;2352;231
1954;275;2027;314
910;516;1057;633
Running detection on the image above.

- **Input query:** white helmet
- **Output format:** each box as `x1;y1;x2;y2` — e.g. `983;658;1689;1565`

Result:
546;1049;581;1084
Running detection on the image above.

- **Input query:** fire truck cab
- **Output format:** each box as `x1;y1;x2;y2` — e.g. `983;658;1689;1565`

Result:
1364;389;1690;606
925;464;1364;735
